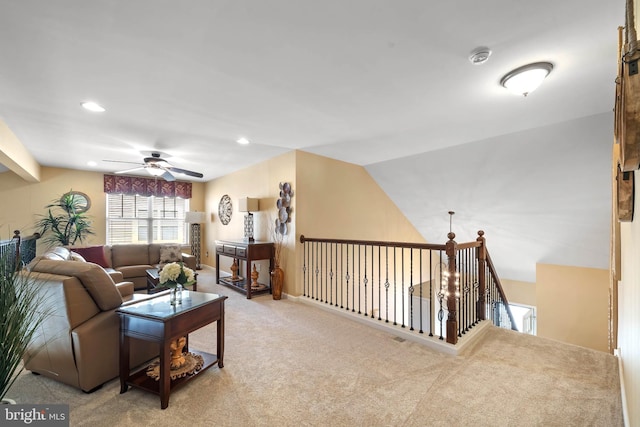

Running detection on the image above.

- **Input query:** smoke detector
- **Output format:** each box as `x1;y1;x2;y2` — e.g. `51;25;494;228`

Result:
469;47;492;65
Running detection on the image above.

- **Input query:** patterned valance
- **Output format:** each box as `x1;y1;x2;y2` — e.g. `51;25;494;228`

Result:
103;174;192;199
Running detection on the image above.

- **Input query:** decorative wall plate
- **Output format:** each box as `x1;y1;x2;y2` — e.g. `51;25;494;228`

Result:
275;182;293;235
218;194;233;225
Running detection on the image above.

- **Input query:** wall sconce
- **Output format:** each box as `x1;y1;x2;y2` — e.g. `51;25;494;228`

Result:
184;211;206;269
500;62;553;97
238;197;259;241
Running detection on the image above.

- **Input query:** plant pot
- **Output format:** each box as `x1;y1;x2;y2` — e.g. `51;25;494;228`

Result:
271;265;284;300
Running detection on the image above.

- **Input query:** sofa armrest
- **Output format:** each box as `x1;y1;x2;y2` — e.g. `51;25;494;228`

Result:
181;253;196;270
115;281;134;298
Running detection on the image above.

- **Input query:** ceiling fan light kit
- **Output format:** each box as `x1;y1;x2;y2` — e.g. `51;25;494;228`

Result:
500;62;553;96
105;152;203;181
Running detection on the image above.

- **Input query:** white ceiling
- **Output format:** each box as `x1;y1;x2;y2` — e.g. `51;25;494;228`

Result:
0;1;623;282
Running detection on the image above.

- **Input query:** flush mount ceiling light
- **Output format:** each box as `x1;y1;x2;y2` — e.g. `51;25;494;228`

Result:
80;101;106;112
500;62;553;97
236;137;250;145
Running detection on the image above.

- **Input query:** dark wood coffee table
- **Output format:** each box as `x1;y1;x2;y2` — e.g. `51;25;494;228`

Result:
117;291;227;409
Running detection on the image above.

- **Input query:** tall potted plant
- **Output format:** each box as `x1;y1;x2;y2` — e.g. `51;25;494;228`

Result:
0;252;50;403
35;190;94;246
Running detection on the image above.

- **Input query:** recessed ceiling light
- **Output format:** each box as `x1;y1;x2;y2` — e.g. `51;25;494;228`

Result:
81;101;106;112
236;137;250;145
87;161;97;167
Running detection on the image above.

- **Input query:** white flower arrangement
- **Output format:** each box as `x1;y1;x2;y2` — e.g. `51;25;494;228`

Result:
159;262;196;288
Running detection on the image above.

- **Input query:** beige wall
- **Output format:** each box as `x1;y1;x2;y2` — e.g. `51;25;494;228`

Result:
500;278;536;307
294;151;427;298
536;263;609;352
203;151;297;290
0;167;205;250
203;150;426;297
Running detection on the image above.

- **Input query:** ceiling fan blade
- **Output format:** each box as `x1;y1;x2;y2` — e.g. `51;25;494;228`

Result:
166;166;204;178
115;167;146;174
161;170;176;182
103;160;145;166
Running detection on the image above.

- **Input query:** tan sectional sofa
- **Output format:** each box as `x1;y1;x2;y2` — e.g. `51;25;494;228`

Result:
23;259;161;392
42;244;196;290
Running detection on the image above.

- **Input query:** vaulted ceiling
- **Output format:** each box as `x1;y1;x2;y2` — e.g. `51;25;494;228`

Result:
0;1;623;281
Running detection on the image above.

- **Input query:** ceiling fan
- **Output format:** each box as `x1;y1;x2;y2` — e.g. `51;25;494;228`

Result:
104;152;204;181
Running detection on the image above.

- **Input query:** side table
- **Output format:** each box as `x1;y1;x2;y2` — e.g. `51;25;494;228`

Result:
117;291;227;409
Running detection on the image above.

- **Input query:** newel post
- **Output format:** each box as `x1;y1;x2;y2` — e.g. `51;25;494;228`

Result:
476;230;486;321
445;232;458;344
12;230;21;272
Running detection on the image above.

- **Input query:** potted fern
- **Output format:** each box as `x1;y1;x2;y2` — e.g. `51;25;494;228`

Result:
0;252;50;403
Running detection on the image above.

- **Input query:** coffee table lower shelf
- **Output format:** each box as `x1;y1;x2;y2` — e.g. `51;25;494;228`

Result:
124;350;219;396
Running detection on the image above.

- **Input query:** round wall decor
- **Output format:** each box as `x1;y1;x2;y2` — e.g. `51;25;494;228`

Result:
218;194;233;225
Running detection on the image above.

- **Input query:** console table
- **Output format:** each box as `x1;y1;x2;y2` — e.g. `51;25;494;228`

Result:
117;292;227;409
215;239;274;299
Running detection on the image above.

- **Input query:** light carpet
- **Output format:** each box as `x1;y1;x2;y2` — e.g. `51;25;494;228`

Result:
8;267;623;426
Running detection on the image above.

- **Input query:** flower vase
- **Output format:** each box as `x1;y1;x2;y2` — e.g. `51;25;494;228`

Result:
169;286;183;306
271;265;284;300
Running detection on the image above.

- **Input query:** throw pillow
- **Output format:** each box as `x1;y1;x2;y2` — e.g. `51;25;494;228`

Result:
159;245;182;264
70;251;86;262
72;246;110;268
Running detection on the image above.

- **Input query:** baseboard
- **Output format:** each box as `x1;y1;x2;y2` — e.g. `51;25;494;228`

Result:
614;348;630;427
291;294;491;356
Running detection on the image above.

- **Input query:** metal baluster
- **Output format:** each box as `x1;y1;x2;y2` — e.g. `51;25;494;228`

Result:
409;248;414;331
377;246;382;321
358;244;362;315
437;259;445;340
363;245;368;316
329;243;334;306
345;243;350;311
393;246;397;326
429;251;434;337
351;245;356;313
302;240;307;297
384;246;390;323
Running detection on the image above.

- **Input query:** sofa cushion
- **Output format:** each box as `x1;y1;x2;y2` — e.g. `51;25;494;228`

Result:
29;259;123;311
159;244;182;264
41;246;72;261
116;265;154;280
111;244;151;267
72;246;110;268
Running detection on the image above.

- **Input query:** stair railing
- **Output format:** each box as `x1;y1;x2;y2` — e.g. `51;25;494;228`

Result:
0;230;40;273
300;230;517;345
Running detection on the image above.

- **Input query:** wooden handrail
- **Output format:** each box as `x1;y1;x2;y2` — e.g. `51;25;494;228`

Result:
486;251;518;331
300;235;447;251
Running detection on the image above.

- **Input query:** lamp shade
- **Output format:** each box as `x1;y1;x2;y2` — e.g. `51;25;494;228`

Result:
184;211;206;224
238;197;259;212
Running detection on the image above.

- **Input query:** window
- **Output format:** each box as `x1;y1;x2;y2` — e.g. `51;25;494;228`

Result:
106;194;190;245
